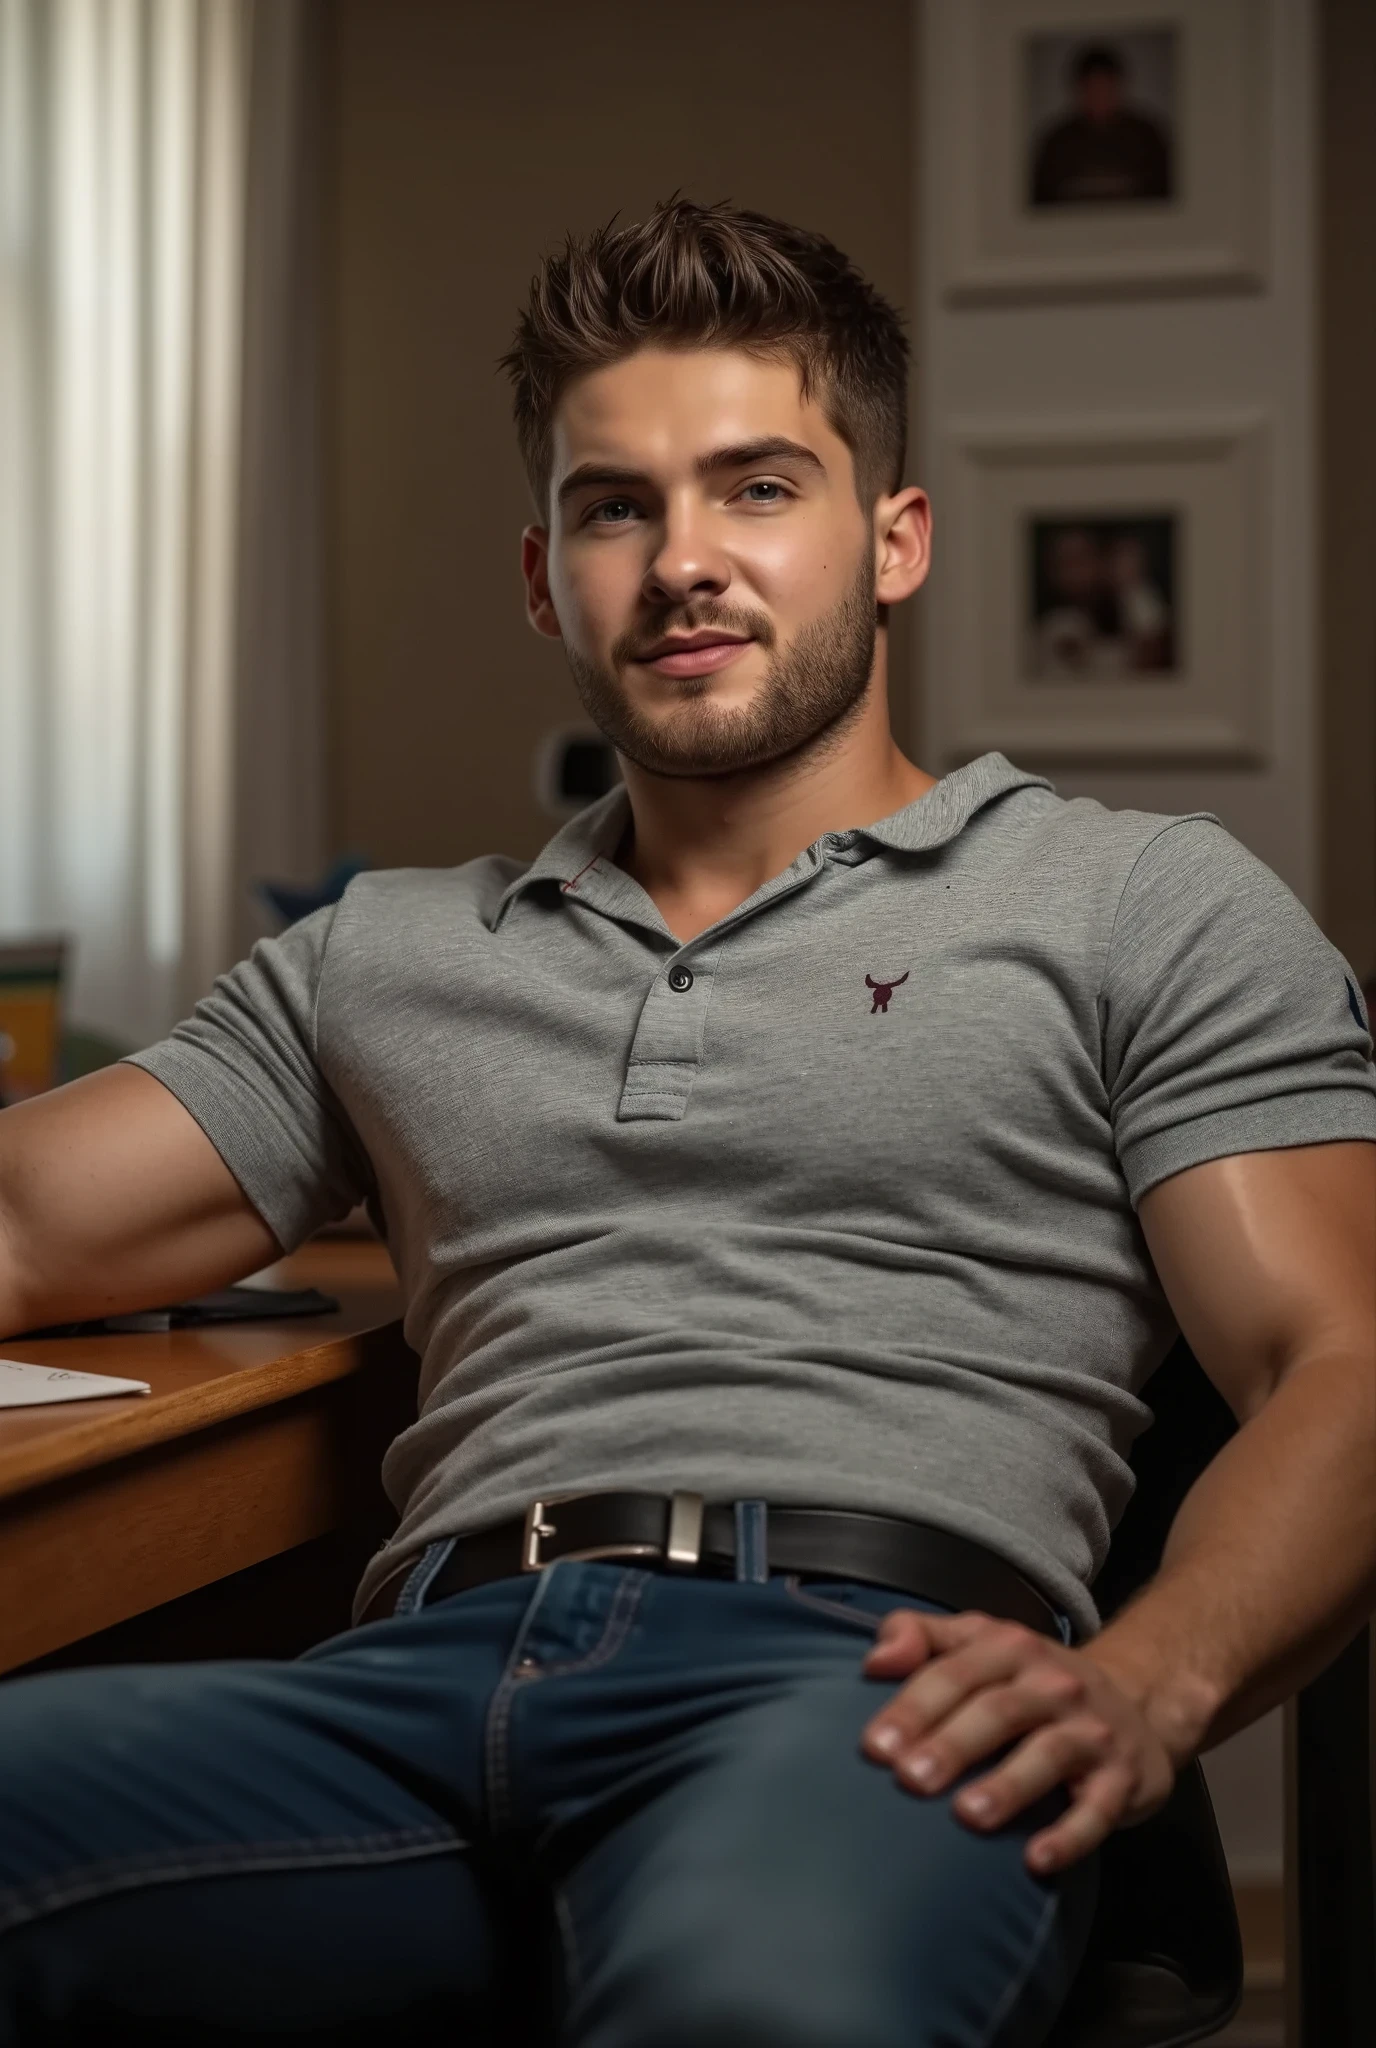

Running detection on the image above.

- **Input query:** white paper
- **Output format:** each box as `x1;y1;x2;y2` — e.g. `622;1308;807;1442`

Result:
0;1358;151;1406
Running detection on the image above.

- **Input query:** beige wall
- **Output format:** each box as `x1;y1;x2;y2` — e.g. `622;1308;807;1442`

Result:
320;0;914;873
1319;0;1376;980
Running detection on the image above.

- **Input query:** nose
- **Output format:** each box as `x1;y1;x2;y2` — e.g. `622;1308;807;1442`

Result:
642;497;730;607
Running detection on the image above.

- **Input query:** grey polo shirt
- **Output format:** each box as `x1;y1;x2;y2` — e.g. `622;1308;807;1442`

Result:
126;752;1376;1640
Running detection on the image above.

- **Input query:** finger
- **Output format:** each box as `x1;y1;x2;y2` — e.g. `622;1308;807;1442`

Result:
863;1620;1042;1758
875;1609;999;1652
863;1608;991;1672
1023;1761;1137;1874
862;1610;936;1676
944;1712;1119;1820
891;1677;1100;1796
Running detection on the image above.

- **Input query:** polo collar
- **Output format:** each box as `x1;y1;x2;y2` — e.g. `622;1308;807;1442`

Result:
488;784;633;930
852;752;1052;854
486;752;1050;931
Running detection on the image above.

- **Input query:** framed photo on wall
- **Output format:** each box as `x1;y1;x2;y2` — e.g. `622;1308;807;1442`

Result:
926;0;1271;302
929;413;1272;765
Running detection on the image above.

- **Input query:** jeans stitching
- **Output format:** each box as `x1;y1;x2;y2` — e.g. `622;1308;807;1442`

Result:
0;1827;464;1940
483;1576;553;1836
782;1576;1073;1649
780;1575;888;1635
524;1575;654;1862
974;1884;1060;2048
394;1535;457;1617
535;1569;648;1678
484;1569;650;1837
484;1665;541;1837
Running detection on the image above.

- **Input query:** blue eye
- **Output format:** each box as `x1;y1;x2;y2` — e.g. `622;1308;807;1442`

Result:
741;480;785;503
590;498;636;524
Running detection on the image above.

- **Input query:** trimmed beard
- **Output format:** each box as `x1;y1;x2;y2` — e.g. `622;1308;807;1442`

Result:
562;539;879;779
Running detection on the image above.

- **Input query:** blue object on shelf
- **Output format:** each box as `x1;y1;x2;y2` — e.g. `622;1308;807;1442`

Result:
253;856;371;930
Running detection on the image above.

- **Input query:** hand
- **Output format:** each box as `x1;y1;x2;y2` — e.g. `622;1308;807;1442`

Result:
859;1609;1183;1875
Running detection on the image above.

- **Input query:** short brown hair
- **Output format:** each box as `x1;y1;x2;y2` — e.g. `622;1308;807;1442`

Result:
501;197;909;516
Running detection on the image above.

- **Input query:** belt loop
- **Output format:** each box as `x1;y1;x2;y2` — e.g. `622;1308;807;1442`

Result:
733;1499;769;1584
393;1536;456;1617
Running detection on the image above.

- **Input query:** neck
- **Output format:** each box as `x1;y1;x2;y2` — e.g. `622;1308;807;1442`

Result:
614;645;938;942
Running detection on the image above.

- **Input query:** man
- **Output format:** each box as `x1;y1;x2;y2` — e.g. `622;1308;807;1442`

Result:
0;199;1372;2047
1031;43;1173;208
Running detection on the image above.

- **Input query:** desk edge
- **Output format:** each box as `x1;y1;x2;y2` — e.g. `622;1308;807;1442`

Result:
0;1317;411;1503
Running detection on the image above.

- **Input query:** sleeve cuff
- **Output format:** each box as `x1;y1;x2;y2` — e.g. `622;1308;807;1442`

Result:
1119;1090;1376;1209
123;1045;345;1253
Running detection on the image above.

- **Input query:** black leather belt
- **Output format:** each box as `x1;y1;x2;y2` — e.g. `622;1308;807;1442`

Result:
366;1492;1065;1640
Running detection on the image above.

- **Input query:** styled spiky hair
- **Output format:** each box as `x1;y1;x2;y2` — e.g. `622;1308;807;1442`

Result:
500;197;908;514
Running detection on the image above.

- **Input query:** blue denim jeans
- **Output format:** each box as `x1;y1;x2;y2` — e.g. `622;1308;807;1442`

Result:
0;1546;1099;2045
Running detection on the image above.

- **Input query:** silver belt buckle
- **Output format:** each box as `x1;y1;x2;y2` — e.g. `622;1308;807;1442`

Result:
522;1491;706;1572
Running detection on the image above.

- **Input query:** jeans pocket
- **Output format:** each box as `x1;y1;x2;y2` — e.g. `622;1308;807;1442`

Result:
780;1577;892;1634
781;1575;968;1635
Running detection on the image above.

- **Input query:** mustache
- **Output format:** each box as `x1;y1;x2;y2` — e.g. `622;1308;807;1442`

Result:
612;602;777;666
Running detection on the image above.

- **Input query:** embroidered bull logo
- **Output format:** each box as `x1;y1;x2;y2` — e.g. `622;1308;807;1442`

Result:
865;972;909;1015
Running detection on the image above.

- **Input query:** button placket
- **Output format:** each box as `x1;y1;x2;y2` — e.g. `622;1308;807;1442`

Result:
616;949;719;1122
611;848;834;1122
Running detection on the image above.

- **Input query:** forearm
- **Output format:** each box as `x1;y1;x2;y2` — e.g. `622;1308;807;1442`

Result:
0;1198;29;1339
1083;1349;1376;1758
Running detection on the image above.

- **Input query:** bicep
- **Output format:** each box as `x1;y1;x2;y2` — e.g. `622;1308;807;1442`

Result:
0;1064;280;1336
1138;1140;1376;1425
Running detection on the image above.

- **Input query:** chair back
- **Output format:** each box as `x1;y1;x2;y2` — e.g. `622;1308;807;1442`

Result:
1047;1336;1246;2048
1292;1604;1375;2041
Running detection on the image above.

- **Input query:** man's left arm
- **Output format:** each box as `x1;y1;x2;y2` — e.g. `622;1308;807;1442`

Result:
1086;1137;1376;1747
860;1139;1376;1873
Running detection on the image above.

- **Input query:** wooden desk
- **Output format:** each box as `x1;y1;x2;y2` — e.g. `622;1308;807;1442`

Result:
0;1241;416;1673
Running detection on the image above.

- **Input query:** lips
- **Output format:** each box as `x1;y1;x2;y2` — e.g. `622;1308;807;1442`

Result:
634;632;753;679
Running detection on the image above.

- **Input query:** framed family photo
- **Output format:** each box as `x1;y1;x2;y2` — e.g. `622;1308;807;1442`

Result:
929;413;1273;766
927;0;1271;303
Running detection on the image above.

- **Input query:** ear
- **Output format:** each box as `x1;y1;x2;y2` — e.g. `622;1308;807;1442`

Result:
873;487;932;608
521;526;563;640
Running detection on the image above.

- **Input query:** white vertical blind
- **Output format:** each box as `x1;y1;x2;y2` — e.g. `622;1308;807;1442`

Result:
0;0;321;1050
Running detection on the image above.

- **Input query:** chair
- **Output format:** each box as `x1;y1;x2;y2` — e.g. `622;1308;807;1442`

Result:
1047;1336;1376;2047
1287;1590;1375;2044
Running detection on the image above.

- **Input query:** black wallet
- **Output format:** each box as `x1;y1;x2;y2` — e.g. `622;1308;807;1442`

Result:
19;1285;340;1339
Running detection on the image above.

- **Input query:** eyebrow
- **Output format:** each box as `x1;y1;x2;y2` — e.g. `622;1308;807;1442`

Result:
555;436;826;506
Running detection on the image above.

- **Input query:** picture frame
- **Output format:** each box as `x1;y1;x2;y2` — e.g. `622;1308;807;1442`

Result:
927;413;1272;767
926;0;1271;304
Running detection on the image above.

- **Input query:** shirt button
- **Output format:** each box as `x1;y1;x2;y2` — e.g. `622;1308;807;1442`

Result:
668;965;694;992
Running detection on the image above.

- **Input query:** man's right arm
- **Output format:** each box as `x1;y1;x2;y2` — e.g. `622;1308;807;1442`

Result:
0;1066;281;1340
